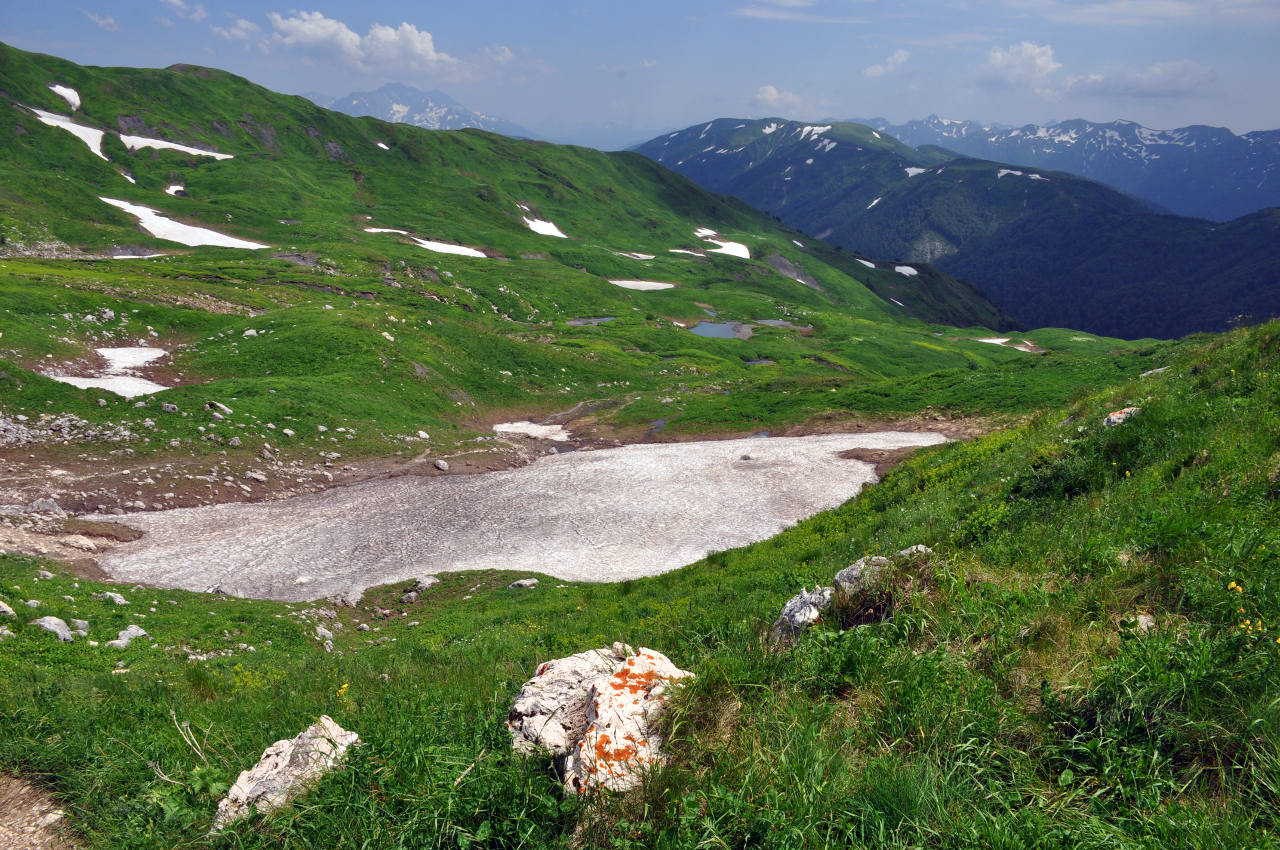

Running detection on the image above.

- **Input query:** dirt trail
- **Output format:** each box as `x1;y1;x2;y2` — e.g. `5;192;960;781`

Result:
97;431;946;601
0;775;78;850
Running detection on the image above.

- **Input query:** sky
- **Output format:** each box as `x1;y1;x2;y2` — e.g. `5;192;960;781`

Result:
4;1;1279;148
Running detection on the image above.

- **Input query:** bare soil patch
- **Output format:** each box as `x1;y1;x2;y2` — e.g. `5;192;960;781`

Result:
0;774;78;850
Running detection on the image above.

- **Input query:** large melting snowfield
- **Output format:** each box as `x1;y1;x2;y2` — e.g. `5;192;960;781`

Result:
99;431;946;601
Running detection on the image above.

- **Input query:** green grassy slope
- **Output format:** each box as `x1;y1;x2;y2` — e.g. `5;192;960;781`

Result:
635;119;1280;340
0;43;1074;474
1;318;1276;847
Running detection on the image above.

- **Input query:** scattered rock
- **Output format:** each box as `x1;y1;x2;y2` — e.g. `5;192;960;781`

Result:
0;626;11;641
228;436;243;447
30;616;73;642
769;586;833;644
161;403;179;414
509;578;539;589
356;623;370;632
896;544;933;561
106;624;148;649
509;642;634;757
95;592;129;606
26;600;40;608
245;470;268;483
37;570;55;580
27;498;63;517
0;601;13;618
327;589;362;608
564;648;695;795
433;458;449;471
61;535;96;552
416;430;429;439
207;402;234;415
242;329;258;338
1104;406;1140;428
70;619;89;632
410;576;439;594
398;591;418;604
212;715;360;829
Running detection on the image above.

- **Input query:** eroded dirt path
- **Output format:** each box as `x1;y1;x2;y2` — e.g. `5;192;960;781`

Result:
97;431;946;601
0;775;78;850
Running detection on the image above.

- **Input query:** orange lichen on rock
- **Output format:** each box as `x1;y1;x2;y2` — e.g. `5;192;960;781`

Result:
564;647;694;794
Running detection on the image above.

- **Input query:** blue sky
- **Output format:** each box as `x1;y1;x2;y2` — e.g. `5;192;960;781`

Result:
4;1;1279;147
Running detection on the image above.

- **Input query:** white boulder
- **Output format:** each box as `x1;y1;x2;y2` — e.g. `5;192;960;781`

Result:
212;715;359;829
509;643;633;757
564;648;695;794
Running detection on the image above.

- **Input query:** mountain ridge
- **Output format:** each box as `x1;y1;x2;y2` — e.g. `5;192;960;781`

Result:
312;82;534;139
856;114;1280;221
634;117;1280;339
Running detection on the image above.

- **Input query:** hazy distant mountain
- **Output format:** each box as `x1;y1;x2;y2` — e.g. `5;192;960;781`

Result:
855;115;1280;221
313;83;533;139
635;118;1280;339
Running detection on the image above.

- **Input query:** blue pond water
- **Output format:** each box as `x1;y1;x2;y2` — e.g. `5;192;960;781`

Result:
689;321;751;339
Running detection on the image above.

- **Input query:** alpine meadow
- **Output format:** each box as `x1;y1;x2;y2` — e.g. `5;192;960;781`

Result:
0;11;1278;849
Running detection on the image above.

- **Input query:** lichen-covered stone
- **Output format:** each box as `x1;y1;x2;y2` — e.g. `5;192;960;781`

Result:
508;643;632;757
564;648;694;794
212;715;359;829
1104;406;1140;427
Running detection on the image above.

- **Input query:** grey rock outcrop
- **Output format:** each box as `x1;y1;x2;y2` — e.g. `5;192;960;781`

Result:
31;616;73;642
769;586;833;644
834;555;891;595
212;715;359;829
106;624;148;649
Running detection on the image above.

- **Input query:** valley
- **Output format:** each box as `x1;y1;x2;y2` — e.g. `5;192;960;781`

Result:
0;39;1276;850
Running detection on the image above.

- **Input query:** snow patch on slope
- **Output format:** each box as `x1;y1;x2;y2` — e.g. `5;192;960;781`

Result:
30;108;107;159
120;134;233;160
48;84;80;111
99;197;268;249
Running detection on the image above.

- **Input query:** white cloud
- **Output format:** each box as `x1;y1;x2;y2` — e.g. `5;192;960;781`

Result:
486;44;515;64
265;11;458;73
160;0;207;23
980;41;1061;89
81;9;119;30
1063;60;1217;98
862;49;910;78
213;18;259;40
752;84;807;114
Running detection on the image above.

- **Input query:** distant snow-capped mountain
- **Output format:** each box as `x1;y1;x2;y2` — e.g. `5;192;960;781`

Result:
855;115;1280;221
312;83;533;139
